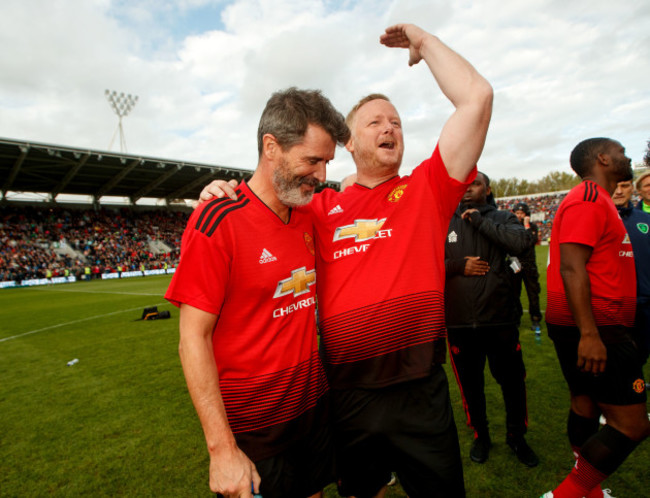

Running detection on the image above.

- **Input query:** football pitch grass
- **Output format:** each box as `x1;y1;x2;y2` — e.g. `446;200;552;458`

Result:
1;248;648;497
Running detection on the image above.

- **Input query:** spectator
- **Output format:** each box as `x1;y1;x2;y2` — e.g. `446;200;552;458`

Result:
445;171;538;467
512;202;543;330
635;170;650;214
612;178;650;364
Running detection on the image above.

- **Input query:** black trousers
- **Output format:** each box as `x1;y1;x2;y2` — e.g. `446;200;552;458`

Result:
514;263;542;321
447;324;528;438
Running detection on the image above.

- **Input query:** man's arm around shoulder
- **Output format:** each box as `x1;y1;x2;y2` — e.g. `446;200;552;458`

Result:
179;304;260;496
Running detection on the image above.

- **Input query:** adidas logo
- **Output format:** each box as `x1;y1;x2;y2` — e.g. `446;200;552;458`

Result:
259;248;277;264
328;205;344;216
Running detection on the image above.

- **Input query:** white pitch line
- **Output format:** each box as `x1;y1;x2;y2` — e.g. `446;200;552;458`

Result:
0;302;170;343
30;287;164;296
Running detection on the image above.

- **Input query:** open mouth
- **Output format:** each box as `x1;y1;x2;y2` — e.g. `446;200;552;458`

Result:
379;141;395;150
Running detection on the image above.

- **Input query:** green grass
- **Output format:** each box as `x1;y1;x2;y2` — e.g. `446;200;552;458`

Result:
0;253;648;497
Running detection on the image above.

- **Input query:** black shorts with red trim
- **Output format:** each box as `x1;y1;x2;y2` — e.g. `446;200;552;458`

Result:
331;365;465;498
218;399;335;498
548;324;647;405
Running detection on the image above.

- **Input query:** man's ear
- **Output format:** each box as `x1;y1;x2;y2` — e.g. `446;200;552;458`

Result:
262;134;279;160
596;151;611;167
345;136;354;154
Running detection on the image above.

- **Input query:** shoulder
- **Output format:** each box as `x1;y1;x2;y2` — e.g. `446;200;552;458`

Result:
191;189;251;238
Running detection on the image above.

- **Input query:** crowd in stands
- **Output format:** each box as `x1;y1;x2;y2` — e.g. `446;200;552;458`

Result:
0;204;189;283
0;185;639;284
496;191;568;242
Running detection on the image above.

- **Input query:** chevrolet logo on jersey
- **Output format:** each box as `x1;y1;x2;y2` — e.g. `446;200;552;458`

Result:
273;267;316;298
334;218;387;242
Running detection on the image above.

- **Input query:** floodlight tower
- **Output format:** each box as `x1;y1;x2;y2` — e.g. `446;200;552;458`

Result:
105;90;139;153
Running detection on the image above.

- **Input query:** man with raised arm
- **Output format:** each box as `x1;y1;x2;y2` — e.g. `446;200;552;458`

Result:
203;24;493;497
166;88;349;498
541;138;649;498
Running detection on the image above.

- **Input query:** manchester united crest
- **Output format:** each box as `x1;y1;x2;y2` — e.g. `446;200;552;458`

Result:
388;184;408;203
632;378;645;394
304;232;315;256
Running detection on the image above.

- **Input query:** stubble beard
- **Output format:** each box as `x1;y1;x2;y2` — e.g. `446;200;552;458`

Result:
272;158;319;208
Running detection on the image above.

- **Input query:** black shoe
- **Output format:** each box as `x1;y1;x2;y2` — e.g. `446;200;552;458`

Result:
470;435;491;463
506;436;539;467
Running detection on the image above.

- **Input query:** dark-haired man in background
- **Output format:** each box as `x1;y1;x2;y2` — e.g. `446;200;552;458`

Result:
542;137;649;498
512;201;543;331
444;171;538;467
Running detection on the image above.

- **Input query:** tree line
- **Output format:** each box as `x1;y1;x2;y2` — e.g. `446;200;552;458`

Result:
491;171;581;198
493;139;650;198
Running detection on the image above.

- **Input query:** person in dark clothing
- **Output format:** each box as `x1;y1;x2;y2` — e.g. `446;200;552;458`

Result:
612;178;650;364
445;172;539;467
512;202;543;331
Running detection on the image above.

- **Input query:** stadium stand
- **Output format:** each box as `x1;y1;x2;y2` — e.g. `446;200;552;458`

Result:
2;136;642;286
0;204;189;283
496;191;568;243
0;136;341;288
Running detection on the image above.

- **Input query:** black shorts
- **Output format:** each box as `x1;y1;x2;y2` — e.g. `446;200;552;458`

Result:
250;413;335;498
331;365;465;498
549;324;647;405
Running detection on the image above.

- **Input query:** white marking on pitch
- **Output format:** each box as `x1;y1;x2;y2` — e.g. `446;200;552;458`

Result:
0;302;169;343
30;287;163;296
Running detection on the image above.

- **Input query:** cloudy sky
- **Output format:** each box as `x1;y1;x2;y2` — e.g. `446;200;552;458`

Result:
1;0;649;185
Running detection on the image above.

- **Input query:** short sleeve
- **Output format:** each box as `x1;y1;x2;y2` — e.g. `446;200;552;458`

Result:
556;202;606;248
165;207;231;315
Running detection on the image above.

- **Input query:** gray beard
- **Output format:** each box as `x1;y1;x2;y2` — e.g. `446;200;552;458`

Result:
272;160;318;208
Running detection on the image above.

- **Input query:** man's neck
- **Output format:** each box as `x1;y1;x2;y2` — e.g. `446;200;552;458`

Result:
642;200;650;214
247;172;290;223
582;174;617;197
355;171;399;189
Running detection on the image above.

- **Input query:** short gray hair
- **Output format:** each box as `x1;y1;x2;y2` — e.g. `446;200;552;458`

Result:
257;87;350;158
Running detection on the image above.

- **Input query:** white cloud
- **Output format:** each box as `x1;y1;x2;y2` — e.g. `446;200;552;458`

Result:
0;0;648;185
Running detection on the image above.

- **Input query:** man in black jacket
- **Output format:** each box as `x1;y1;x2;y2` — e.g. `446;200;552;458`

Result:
445;171;539;467
511;202;543;331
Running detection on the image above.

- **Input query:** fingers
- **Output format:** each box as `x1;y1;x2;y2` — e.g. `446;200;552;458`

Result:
461;208;477;220
200;180;239;201
577;356;606;374
251;464;261;495
380;24;409;48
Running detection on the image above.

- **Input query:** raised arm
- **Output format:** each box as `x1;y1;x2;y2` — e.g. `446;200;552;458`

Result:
380;24;493;182
179;304;260;496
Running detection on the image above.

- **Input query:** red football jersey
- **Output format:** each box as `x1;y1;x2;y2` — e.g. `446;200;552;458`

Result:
546;181;636;328
309;146;475;388
165;182;328;460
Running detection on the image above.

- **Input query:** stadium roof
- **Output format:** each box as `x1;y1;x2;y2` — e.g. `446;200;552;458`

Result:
0;137;340;205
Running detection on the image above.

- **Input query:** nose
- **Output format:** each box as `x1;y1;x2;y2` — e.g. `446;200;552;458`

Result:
314;161;327;183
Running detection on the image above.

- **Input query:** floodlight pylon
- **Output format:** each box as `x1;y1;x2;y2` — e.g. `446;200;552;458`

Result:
105;89;139;153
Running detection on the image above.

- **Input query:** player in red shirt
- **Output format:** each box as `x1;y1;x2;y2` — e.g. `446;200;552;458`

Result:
541;138;649;498
166;88;349;498
203;24;493;497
